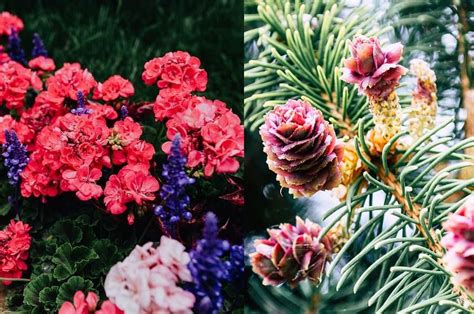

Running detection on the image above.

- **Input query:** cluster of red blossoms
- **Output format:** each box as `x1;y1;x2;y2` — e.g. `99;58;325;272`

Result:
20;103;159;221
0;12;23;36
0;60;42;111
0;220;31;285
0;13;241;225
142;51;207;95
144;51;244;177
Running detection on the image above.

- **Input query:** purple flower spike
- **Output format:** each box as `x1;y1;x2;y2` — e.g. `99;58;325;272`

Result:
187;212;230;314
31;33;48;58
7;29;26;65
154;135;195;234
71;90;92;115
2;129;29;186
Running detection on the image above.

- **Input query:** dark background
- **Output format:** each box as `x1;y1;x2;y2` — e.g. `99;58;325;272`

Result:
0;0;243;115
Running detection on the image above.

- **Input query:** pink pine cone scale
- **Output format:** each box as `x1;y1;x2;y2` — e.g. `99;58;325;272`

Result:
341;35;407;99
250;216;333;288
260;99;344;197
442;196;474;296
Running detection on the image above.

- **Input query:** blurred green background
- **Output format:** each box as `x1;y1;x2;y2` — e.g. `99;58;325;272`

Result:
0;0;243;115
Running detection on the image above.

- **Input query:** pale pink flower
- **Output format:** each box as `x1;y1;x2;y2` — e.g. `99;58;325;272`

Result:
104;237;195;314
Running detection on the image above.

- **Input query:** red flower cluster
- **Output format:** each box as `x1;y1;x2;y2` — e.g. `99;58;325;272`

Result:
142;51;207;95
0;12;23;36
143;52;244;177
28;56;56;72
0;115;34;144
0;61;42;110
104;118;159;215
153;90;200;121
58;290;123;314
93;75;134;102
19;99;65;142
38;62;97;107
20;109;159;218
20;109;112;200
15;62;98;144
0;220;31;285
163;98;244;176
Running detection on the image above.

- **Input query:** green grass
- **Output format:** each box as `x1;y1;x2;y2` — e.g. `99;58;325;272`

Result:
0;0;243;115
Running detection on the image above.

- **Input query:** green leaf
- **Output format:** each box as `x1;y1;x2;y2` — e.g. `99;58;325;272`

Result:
38;286;60;312
55;276;94;307
0;201;11;216
52;243;99;280
49;220;83;244
88;239;122;278
23;273;55;307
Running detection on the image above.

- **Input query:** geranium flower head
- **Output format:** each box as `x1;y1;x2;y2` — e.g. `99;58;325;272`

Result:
0;60;42;110
93;75;134;101
341;35;407;99
0;219;31;285
46;62;97;101
142;51;207;94
104;238;195;314
58;291;98;314
0;12;23;36
28;56;55;72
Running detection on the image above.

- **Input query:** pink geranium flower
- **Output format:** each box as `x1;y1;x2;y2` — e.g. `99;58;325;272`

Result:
62;165;103;201
46;62;97;101
120;166;160;205
0;220;31;285
0;12;24;36
93;75;134;101
28;56;56;72
58;291;123;314
104;238;195;314
0;61;43;110
104;174;127;215
142;51;207;94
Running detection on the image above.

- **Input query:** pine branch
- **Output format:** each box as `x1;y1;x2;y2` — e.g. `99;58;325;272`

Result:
247;0;474;312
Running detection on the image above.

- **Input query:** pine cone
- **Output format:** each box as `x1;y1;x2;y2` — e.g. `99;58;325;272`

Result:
341;35;406;100
260;99;344;198
250;216;333;288
442;196;474;295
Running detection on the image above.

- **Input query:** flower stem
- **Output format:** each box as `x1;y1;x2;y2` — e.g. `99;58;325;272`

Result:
0;277;30;282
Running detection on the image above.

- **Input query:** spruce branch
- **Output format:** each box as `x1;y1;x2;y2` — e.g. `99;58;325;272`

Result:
247;0;474;312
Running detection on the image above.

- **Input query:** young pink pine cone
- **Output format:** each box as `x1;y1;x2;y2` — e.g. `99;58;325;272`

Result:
250;216;333;288
442;196;474;295
259;99;344;198
341;35;407;100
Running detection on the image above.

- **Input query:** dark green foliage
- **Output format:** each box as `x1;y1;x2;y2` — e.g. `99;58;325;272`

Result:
0;0;243;113
0;1;244;312
6;204;132;313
